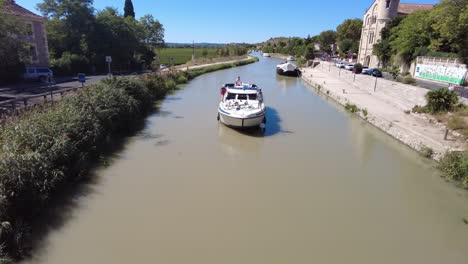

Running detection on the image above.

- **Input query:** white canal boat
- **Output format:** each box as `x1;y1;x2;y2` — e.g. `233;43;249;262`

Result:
218;83;266;129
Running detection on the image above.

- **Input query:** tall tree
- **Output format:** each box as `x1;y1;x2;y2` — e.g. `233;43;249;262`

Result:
318;30;337;54
336;18;363;55
124;0;135;18
390;10;432;63
140;14;165;48
373;15;404;66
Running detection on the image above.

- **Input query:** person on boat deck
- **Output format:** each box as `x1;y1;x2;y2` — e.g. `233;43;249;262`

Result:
257;89;264;108
220;86;227;101
235;76;242;86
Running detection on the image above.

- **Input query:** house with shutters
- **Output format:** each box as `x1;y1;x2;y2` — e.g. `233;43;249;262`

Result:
2;0;50;67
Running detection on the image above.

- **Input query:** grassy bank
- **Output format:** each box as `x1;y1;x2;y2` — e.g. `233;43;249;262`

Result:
0;57;258;262
158;48;220;65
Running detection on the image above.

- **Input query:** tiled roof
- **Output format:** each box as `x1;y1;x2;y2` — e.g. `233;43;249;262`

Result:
2;0;42;19
398;3;434;14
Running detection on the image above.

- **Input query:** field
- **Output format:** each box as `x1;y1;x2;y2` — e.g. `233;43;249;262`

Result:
157;48;220;65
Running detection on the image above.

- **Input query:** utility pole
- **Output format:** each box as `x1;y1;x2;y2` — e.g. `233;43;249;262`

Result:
374;76;378;92
192;40;195;63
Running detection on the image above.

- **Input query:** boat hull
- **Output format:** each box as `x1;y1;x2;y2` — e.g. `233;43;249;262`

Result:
218;110;265;128
277;68;302;77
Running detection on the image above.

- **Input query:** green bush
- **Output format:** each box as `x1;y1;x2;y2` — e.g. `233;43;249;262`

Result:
402;76;416;85
425;88;458;113
164;79;177;90
412;105;428;113
51;52;90;76
345;103;359;113
388;66;400;80
353;63;363;74
420;146;434;158
437;152;468;188
400;71;411;77
176;75;188;84
362;108;368;117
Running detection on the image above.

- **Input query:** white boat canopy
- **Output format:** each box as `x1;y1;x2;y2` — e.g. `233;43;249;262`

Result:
277;62;298;72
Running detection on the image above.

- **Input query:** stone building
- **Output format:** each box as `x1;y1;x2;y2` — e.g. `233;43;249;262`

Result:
357;0;433;68
2;0;50;67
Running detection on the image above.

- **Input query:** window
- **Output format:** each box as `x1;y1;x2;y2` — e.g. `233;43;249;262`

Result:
29;45;38;62
237;94;248;101
226;93;236;100
37;68;50;73
26;22;34;38
369;32;374;44
386;0;391;9
248;94;257;100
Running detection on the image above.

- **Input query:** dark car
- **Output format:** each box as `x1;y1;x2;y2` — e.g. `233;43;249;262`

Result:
363;68;383;77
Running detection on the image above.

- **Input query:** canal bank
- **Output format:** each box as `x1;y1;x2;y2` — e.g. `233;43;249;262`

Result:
301;62;466;160
21;55;468;264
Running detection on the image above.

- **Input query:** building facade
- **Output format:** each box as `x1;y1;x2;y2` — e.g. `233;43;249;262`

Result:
2;0;50;67
357;0;433;68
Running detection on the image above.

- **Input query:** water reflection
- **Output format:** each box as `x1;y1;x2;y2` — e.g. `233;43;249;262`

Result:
275;74;298;90
217;124;264;157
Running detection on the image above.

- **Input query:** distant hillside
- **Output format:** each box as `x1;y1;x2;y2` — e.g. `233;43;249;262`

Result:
260;37;290;46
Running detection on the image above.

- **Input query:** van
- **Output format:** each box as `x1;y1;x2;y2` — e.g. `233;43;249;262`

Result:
23;67;54;82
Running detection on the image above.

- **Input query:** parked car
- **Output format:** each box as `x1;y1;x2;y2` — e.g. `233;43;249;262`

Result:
336;62;345;68
344;64;355;70
160;64;168;69
361;67;371;74
23;67;53;82
363;68;383;77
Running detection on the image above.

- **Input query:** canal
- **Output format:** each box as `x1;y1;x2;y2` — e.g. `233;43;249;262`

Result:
25;56;468;264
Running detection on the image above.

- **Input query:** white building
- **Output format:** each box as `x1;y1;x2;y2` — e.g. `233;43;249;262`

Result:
357;0;433;68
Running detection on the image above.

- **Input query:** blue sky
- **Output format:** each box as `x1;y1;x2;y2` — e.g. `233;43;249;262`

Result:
17;0;440;43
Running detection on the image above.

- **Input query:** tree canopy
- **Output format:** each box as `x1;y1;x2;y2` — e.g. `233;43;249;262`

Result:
318;30;337;54
336;18;362;56
35;0;164;75
374;0;468;65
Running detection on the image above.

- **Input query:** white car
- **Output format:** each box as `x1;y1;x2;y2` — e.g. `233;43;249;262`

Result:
336;62;345;68
23;67;53;82
160;64;168;69
362;67;372;74
345;64;355;70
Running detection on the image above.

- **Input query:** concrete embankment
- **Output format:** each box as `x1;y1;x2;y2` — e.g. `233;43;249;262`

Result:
301;62;465;160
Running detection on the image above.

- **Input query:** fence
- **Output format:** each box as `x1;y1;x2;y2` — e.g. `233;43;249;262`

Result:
0;86;81;117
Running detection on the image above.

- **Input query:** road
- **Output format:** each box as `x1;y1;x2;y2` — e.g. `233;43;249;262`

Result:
0;74;109;98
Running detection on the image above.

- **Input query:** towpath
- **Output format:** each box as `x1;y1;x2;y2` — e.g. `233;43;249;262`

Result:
301;61;465;159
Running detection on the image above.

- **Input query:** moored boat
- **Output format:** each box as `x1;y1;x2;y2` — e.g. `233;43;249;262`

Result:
263;53;271;57
276;62;302;77
218;82;266;129
287;56;296;61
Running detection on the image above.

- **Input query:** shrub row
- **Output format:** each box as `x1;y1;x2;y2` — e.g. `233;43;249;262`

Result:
438;152;468;188
0;57;258;261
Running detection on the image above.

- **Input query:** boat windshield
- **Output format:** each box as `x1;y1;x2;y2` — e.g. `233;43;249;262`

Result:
237;94;248;100
226;93;257;101
248;94;257;100
226;93;236;100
